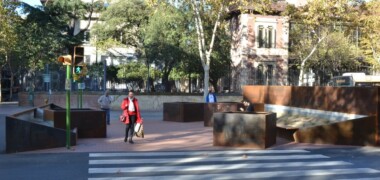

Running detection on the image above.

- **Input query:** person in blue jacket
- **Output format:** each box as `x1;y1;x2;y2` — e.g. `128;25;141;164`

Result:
205;87;217;103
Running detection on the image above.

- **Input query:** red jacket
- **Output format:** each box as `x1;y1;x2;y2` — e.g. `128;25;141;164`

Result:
120;97;142;124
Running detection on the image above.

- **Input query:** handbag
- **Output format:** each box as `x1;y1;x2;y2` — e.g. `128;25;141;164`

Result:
134;123;144;138
119;115;126;122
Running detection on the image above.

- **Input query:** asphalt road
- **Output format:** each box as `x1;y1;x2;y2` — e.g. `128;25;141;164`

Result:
1;147;380;180
0;152;88;180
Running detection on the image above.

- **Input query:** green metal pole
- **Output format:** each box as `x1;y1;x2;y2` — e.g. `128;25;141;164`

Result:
77;85;79;108
80;88;83;108
66;65;71;149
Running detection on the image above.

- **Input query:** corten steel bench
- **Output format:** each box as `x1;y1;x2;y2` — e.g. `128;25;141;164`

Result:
163;102;245;125
6;104;77;153
6;103;107;153
213;112;277;149
243;85;379;146
44;107;107;138
266;104;376;146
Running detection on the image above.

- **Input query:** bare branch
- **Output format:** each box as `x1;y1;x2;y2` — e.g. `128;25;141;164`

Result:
206;4;223;65
79;0;95;34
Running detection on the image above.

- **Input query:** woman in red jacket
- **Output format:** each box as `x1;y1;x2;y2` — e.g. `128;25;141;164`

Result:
120;90;142;144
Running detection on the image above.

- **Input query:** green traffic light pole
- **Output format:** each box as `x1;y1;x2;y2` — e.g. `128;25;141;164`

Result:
79;81;83;109
75;69;83;109
66;64;71;149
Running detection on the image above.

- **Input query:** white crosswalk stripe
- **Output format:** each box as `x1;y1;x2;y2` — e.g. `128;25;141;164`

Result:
88;150;380;180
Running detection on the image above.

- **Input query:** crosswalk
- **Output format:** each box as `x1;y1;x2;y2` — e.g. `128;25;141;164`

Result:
88;150;380;180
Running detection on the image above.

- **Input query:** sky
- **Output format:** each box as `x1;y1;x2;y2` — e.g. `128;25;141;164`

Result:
21;0;42;7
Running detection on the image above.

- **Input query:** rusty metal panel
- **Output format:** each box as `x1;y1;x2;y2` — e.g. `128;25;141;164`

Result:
204;102;244;127
243;86;380;146
294;116;377;146
213;112;277;149
50;108;107;138
6;116;76;153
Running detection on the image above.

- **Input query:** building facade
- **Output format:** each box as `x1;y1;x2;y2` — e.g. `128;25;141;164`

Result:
229;0;306;92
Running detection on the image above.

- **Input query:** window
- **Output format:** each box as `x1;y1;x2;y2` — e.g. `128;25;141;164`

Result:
257;64;265;85
267;64;274;85
257;25;276;48
84;31;90;42
267;26;273;48
256;63;276;85
258;25;264;48
85;55;91;64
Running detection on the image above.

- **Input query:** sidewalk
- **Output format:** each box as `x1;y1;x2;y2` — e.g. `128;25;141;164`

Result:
19;110;227;154
1;104;372;154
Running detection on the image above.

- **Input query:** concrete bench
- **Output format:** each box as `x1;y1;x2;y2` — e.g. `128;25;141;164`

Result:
265;104;376;146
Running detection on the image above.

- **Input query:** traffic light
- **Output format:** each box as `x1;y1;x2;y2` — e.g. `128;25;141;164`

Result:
74;65;83;74
73;46;84;75
57;55;72;65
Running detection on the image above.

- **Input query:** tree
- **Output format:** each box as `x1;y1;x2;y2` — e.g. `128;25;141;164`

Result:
93;1;195;92
0;0;20;101
91;0;150;51
117;62;159;91
144;2;190;92
285;0;360;85
209;24;231;92
306;32;361;85
106;65;120;89
148;0;273;98
359;0;380;69
15;3;69;89
42;0;105;56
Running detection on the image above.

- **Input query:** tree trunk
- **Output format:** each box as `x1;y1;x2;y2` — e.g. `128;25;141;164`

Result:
203;65;210;99
298;36;327;86
191;1;222;100
298;60;306;86
188;73;191;93
0;68;2;102
162;72;171;92
6;53;14;101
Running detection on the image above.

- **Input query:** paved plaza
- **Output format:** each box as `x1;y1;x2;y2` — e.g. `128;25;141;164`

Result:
1;103;380;179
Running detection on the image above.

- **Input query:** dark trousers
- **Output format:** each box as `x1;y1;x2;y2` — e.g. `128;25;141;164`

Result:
125;115;136;140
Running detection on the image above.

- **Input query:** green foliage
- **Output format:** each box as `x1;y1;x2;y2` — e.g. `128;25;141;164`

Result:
117;61;159;90
144;2;190;88
359;0;380;68
0;0;19;59
93;1;199;91
106;65;120;83
117;62;146;81
47;0;106;38
309;32;361;75
287;0;362;84
14;3;69;71
91;0;150;49
209;24;231;90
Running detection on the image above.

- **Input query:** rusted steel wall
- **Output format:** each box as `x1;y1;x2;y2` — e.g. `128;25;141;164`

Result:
243;86;380;146
213;112;277;149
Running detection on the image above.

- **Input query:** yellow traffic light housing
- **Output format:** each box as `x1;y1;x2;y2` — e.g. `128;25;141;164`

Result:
73;46;85;75
58;55;72;65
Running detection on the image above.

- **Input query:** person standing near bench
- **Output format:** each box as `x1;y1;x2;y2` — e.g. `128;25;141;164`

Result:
121;90;142;144
98;90;114;125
